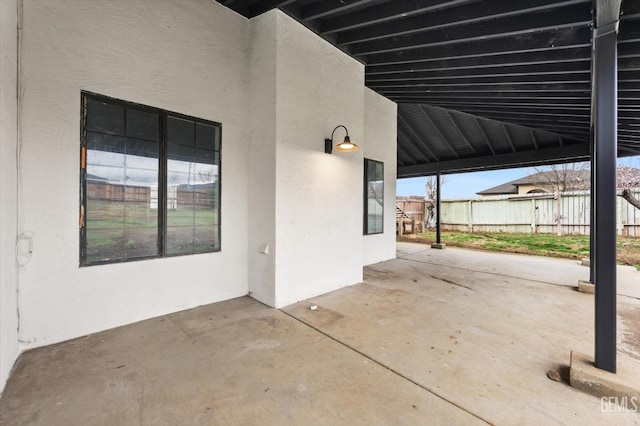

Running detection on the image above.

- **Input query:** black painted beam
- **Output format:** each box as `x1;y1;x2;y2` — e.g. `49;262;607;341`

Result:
386;94;591;103
349;4;591;55
249;0;298;17
340;0;589;46
367;47;591;76
418;102;591;111
367;61;590;81
441;107;591;120
300;0;374;21
417;105;460;159
364;27;591;65
397;144;590;176
367;72;590;86
372;82;592;92
397;116;438;163
320;0;469;34
474;118;496;155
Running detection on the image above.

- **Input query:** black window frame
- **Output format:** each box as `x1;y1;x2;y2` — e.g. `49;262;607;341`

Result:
364;158;384;236
79;91;222;266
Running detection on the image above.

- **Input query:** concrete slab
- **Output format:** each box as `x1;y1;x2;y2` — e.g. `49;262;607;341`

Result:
430;242;446;249
397;242;640;300
397;242;590;289
2;243;640;425
0;297;482;425
570;351;640;401
284;244;640;425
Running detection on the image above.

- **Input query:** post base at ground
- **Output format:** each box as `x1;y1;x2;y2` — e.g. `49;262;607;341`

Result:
578;280;595;294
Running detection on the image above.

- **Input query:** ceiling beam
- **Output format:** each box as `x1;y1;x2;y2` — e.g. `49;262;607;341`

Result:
397;116;438;162
300;0;374;21
417;105;460;159
373;82;591;92
320;0;472;34
416;101;591;110
470;118;495;155
249;0;298;17
441;106;591;119
349;5;591;55
384;92;591;101
366;47;591;75
501;125;517;152
339;0;588;45
397;144;591;176
367;72;590;86
367;61;590;81
445;111;478;154
364;27;591;66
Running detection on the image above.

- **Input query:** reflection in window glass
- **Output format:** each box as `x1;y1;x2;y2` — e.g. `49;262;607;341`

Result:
81;94;221;265
84;104;160;263
364;159;384;235
166;117;219;255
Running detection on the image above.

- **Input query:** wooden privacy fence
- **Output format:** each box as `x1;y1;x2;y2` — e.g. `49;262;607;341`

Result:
396;196;425;234
440;191;640;237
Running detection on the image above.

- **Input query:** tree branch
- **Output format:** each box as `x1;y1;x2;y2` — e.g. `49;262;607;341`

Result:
619;189;640;210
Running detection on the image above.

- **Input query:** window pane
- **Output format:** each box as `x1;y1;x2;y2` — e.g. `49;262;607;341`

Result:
167;116;195;147
126;108;159;142
166;117;220;256
81;94;220;264
196;122;216;150
364;159;384;235
84;101;159;264
86;99;124;135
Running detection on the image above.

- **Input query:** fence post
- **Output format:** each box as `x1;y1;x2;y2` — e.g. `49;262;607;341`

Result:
531;199;536;233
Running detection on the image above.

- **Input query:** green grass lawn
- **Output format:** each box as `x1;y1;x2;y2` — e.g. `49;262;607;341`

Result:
85;200;218;262
399;230;640;270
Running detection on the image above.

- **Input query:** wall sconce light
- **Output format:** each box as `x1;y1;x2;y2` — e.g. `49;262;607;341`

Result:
325;125;359;154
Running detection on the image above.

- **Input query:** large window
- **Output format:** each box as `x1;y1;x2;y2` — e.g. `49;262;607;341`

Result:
80;93;221;265
364;158;384;235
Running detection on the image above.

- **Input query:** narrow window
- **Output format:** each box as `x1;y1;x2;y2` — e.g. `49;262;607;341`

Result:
80;93;221;265
364;158;384;235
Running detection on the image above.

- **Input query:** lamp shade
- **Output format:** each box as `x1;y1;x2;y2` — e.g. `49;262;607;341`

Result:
335;135;359;152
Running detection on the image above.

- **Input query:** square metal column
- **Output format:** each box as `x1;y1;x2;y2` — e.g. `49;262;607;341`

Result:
592;16;619;373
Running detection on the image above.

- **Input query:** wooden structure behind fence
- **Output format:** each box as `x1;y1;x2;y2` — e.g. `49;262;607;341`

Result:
440;190;640;237
396;196;425;234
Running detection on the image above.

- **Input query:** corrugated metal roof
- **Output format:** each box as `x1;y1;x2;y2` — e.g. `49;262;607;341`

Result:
217;0;640;176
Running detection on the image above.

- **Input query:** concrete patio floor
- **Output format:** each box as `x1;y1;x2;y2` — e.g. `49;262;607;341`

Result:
1;242;640;425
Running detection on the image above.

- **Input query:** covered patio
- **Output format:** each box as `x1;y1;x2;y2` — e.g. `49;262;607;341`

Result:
2;243;639;424
1;0;640;421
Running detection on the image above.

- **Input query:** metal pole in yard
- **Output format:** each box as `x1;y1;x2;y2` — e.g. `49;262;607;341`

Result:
436;172;441;244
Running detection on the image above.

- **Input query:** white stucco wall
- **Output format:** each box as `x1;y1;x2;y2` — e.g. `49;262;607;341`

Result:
0;0;20;392
247;12;277;306
363;88;398;266
273;11;365;307
1;2;401;393
16;0;250;348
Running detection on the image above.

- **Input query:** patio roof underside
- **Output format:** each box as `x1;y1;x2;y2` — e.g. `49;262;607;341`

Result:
218;0;640;177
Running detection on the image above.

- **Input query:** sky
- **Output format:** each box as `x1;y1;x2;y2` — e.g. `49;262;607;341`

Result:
397;156;640;200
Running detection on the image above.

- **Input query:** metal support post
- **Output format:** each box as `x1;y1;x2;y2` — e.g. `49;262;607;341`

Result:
436;172;441;244
592;18;619;373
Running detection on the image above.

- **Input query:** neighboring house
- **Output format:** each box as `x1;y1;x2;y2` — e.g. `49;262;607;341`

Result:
477;168;640;196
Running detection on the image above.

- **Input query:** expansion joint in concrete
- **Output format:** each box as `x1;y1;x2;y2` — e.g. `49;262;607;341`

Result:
279;309;492;425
